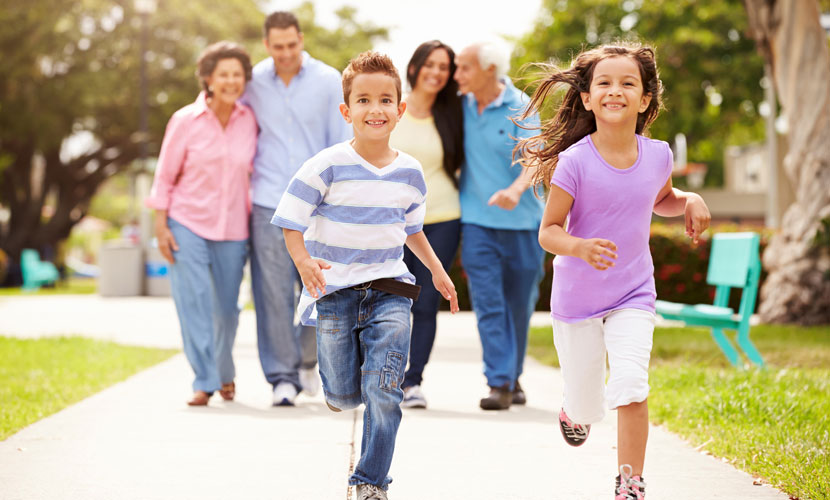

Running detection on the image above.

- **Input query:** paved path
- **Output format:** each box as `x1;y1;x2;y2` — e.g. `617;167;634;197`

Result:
0;295;787;499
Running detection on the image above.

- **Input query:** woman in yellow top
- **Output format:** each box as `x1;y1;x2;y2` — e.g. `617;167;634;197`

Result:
390;40;464;409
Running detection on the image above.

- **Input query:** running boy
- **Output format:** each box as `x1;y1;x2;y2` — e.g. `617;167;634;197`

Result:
271;51;459;500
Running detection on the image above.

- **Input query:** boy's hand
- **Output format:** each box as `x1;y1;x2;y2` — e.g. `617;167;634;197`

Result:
684;194;711;244
297;257;331;298
432;269;459;314
576;238;617;271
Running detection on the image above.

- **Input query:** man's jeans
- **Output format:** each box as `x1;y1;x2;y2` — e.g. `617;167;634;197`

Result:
168;218;247;393
401;218;460;388
461;223;545;389
316;287;411;490
250;204;317;390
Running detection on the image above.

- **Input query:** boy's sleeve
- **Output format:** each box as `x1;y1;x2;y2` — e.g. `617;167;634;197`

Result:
404;168;427;235
271;159;327;232
551;155;578;199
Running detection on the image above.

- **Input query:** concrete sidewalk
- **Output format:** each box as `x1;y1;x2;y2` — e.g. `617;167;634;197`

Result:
0;295;787;499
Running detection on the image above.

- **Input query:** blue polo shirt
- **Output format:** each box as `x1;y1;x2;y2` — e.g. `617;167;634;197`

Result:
243;52;352;210
459;78;543;230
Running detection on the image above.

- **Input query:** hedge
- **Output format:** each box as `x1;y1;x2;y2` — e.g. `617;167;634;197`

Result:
444;223;772;312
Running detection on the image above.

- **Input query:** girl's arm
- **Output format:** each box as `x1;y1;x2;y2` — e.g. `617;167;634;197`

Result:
540;185;618;271
405;231;459;313
283;228;331;298
653;178;711;244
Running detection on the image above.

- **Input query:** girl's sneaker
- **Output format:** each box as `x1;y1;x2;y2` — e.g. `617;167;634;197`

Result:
558;408;591;446
615;464;646;500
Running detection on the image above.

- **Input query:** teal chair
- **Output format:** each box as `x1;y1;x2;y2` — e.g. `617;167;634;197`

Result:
20;248;60;291
655;232;764;368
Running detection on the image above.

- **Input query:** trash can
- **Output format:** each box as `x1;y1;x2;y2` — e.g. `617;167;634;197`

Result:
144;246;171;297
98;241;143;296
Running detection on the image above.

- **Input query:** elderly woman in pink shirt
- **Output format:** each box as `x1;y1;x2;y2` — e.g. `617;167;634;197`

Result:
146;41;257;406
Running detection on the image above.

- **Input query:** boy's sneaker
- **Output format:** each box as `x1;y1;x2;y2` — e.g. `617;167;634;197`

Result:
356;483;388;500
272;382;297;406
615;464;646;500
558;408;591;446
401;385;427;409
299;367;320;396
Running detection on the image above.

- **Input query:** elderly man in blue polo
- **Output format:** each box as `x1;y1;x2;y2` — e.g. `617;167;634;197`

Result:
454;41;546;411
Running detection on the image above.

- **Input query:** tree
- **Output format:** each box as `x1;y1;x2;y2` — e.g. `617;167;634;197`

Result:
743;0;830;324
512;0;767;186
0;0;387;264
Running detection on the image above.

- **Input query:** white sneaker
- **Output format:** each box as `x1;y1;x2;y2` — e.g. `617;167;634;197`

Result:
401;385;427;409
356;484;388;500
299;367;320;396
272;382;297;406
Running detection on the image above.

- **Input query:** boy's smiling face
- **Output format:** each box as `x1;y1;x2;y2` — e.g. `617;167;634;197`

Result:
340;72;405;142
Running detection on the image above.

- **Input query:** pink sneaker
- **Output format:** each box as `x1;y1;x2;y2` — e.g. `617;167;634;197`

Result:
558;408;591;447
615;464;646;499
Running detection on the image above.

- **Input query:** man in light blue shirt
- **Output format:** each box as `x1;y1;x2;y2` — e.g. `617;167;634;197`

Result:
243;11;351;406
454;41;545;411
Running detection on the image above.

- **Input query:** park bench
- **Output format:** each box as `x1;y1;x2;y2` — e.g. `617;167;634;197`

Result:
655;232;765;368
20;248;60;291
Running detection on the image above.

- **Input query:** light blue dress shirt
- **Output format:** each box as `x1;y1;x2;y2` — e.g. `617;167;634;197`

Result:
459;77;544;230
243;52;352;209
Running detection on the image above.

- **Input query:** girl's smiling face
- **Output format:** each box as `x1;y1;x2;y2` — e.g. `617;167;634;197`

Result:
581;55;652;128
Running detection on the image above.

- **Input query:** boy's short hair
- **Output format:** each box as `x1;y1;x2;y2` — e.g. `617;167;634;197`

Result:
342;51;402;105
264;11;301;37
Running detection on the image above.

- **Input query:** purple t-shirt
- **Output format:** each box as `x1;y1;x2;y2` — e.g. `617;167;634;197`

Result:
550;134;672;323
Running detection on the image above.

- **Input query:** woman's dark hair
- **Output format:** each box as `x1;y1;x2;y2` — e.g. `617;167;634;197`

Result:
516;42;664;187
196;41;253;98
407;40;464;187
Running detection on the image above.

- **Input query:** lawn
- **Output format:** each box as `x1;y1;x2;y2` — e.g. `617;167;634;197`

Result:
0;277;97;296
0;336;178;440
528;323;830;500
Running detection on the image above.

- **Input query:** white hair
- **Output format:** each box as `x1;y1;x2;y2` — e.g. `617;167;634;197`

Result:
474;40;511;77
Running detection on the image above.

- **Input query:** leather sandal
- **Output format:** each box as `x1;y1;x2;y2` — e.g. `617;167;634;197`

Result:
219;382;235;401
187;390;211;406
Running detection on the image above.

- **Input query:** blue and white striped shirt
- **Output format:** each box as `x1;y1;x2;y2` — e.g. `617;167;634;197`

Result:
271;141;427;326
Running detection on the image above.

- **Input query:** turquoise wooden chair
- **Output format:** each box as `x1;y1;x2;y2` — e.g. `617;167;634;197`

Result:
20;248;60;291
655;232;764;367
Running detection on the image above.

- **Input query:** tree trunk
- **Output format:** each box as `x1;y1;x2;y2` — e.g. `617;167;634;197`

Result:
0;142;138;264
744;0;830;324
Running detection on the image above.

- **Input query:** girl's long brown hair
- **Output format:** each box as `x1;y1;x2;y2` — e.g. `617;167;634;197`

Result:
515;43;664;187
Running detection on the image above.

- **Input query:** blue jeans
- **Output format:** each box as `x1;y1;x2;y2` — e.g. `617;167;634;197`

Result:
316;287;412;490
168;218;247;393
401;218;460;388
461;223;545;389
250;204;317;390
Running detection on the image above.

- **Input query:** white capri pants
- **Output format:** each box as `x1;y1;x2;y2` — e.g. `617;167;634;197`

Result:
553;308;655;424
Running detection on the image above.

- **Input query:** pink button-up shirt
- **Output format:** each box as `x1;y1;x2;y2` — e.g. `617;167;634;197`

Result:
146;92;257;241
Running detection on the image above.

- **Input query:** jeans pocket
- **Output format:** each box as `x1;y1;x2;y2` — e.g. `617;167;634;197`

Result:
317;314;340;335
379;351;404;393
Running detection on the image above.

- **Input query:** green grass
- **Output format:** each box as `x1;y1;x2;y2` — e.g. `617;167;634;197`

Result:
0;336;178;440
0;277;97;296
528;323;830;500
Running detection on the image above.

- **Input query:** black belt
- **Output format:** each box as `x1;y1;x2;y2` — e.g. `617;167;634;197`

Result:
351;278;421;301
